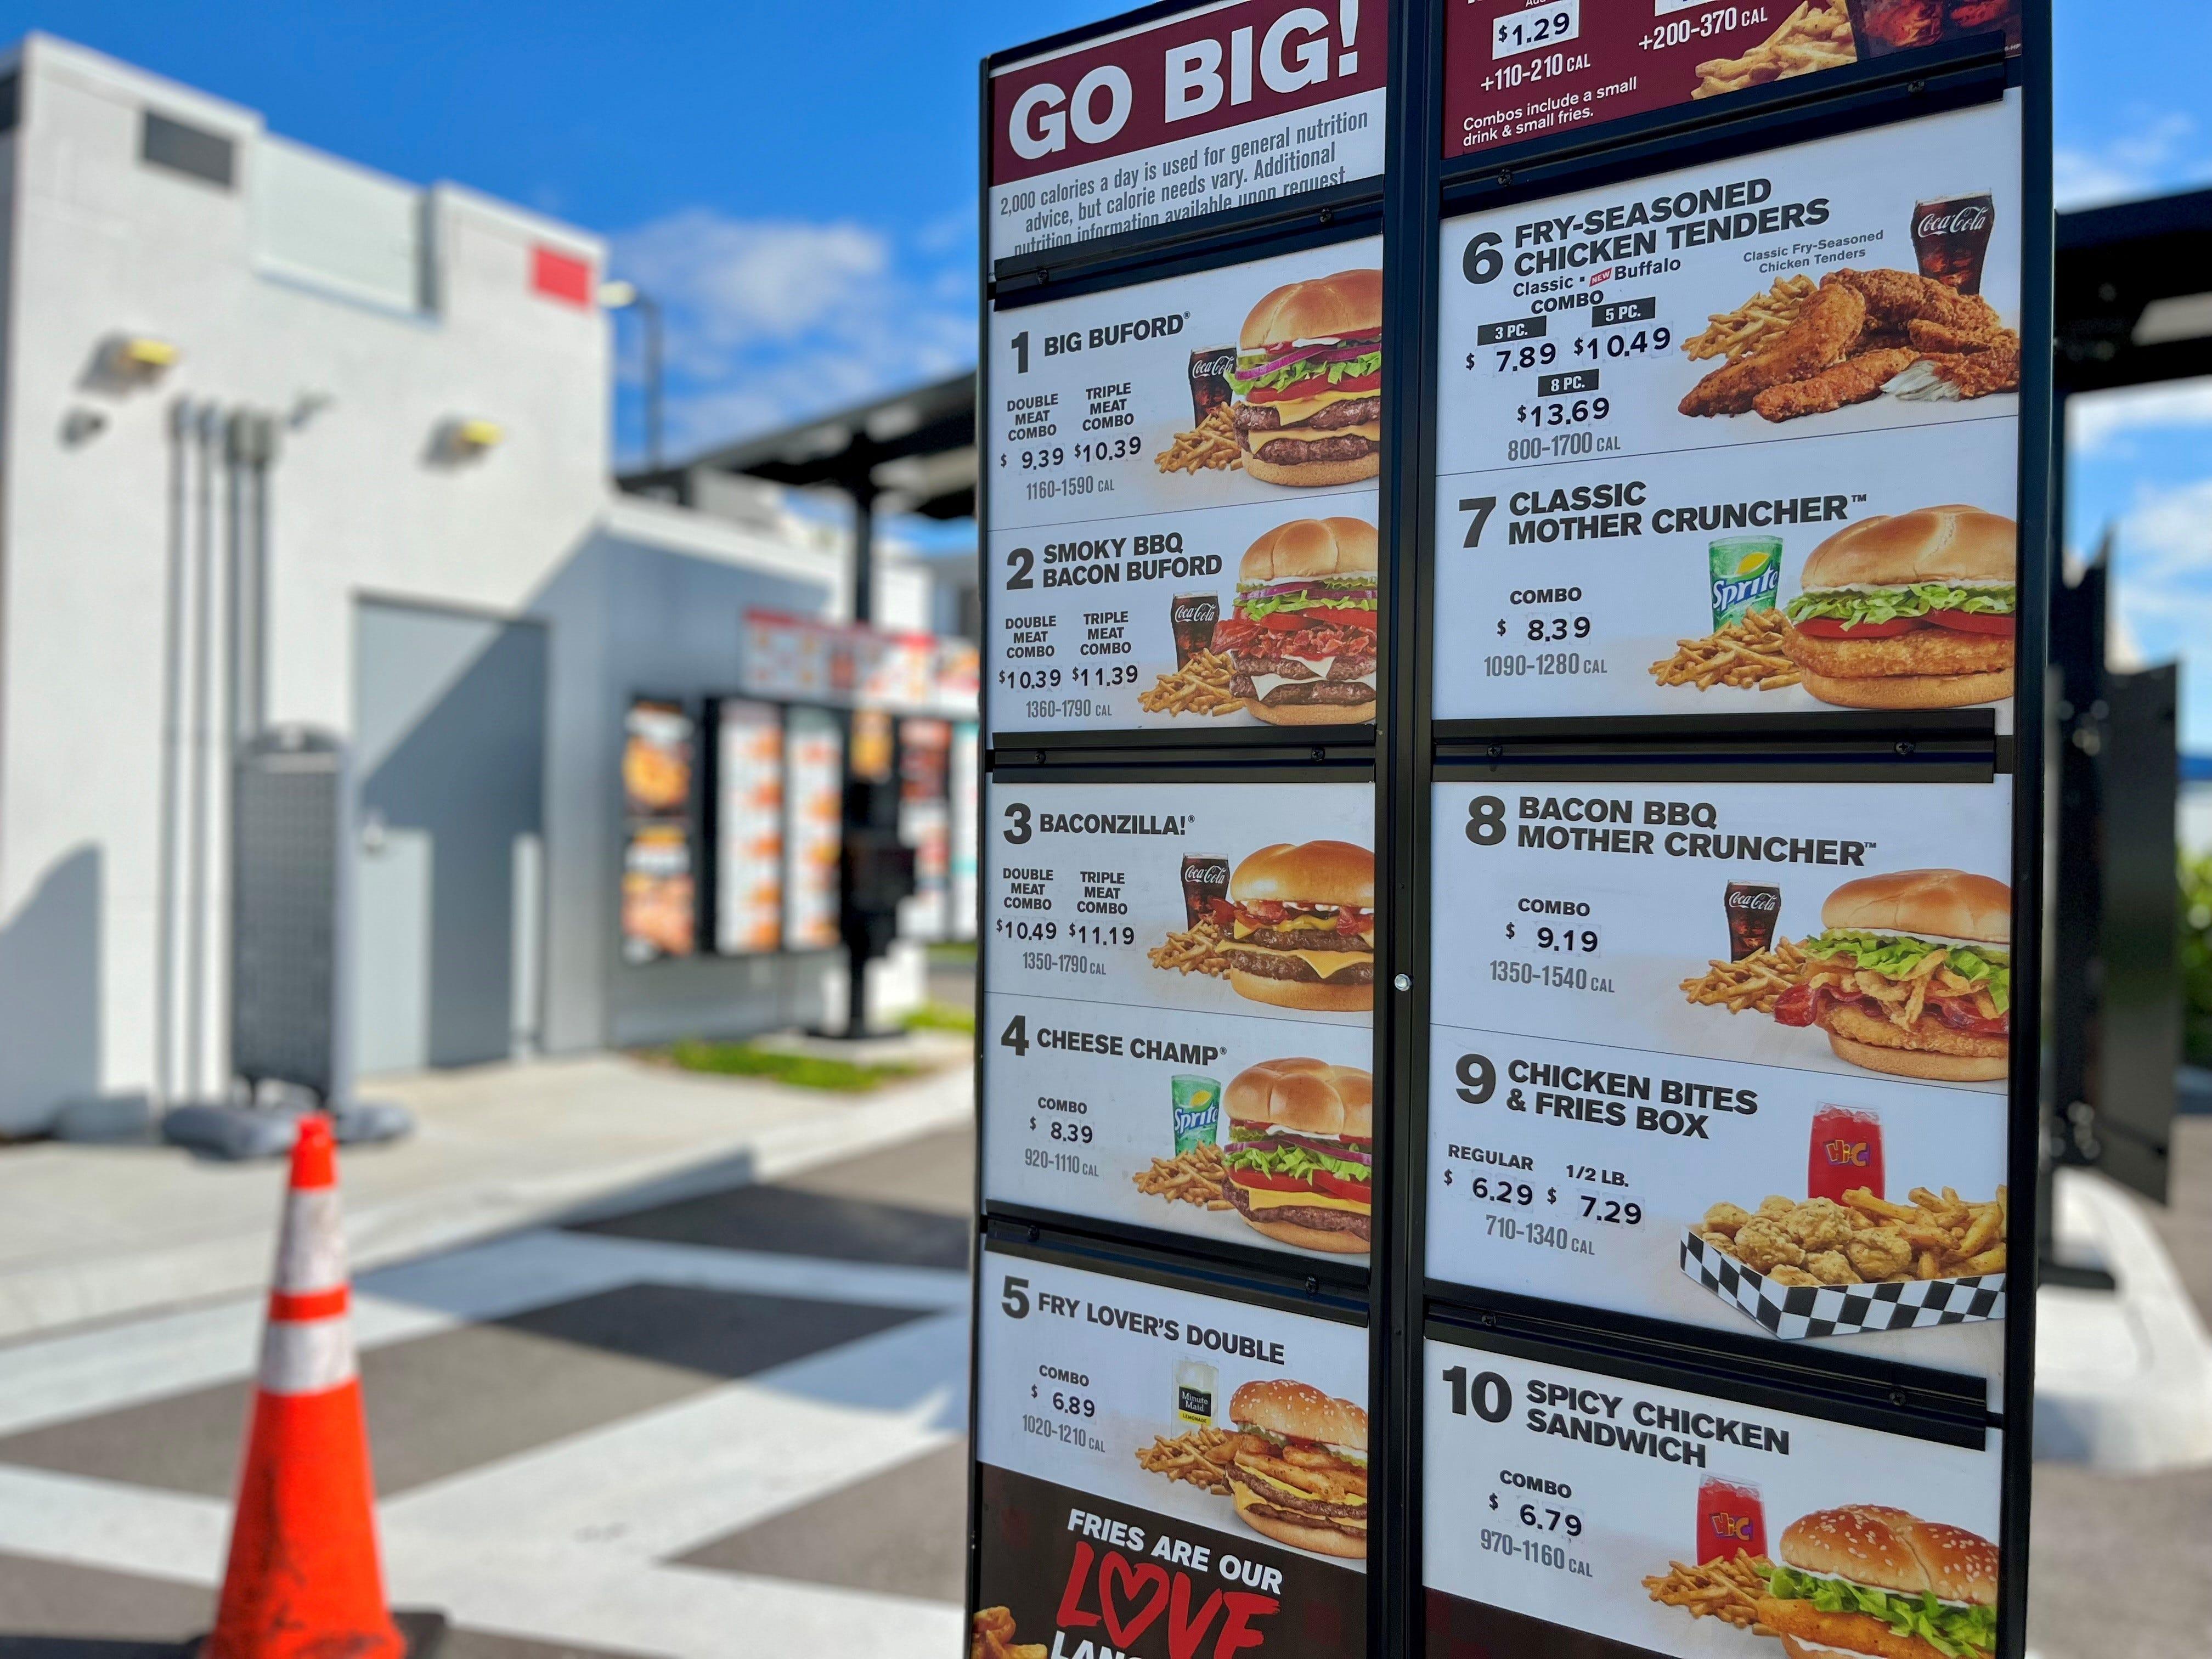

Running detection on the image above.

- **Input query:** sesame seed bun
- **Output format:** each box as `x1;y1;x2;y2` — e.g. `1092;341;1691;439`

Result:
1229;841;1374;911
1228;1378;1368;1451
1776;1505;1997;1606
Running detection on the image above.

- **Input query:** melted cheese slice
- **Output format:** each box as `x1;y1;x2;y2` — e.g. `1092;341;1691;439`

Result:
1239;1185;1369;1215
1233;941;1375;978
1258;385;1376;425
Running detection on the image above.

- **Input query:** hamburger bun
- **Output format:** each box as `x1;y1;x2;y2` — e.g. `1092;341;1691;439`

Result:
1234;1505;1370;1559
1246;694;1378;726
1229;1378;1368;1449
1827;1030;2008;1081
1230;840;1375;910
1226;969;1372;1012
1235;1211;1371;1253
1795;664;2014;710
1239;517;1378;581
1820;868;2010;945
1226;1058;1372;1137
1762;1507;1996;1659
1240;270;1384;348
1239;450;1381;489
1797;504;2016;590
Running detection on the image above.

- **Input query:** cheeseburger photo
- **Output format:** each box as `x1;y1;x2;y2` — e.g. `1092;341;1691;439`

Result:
1231;269;1384;487
1781;505;2017;709
1775;868;2011;1081
1214;517;1378;726
1221;841;1376;1012
1223;1379;1369;1559
1223;1059;1374;1255
1757;1505;1997;1659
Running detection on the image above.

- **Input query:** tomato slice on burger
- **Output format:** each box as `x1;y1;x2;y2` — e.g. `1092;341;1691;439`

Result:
1923;609;2015;636
1791;616;1920;639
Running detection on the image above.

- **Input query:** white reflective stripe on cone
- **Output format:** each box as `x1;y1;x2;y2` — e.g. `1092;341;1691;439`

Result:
273;1189;349;1295
260;1316;358;1395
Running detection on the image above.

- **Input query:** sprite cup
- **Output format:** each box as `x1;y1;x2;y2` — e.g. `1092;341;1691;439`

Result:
1708;536;1784;629
1171;1075;1221;1154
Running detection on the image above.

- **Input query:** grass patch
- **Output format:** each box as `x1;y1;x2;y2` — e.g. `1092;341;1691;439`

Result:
661;1039;915;1092
902;1000;975;1034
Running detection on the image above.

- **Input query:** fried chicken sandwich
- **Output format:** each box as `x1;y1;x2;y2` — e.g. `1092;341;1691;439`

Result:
1223;1380;1369;1559
1757;1505;1997;1659
1781;505;2016;709
1774;869;2011;1081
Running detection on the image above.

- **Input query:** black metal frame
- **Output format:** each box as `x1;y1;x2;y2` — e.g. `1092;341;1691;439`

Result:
968;5;2055;1656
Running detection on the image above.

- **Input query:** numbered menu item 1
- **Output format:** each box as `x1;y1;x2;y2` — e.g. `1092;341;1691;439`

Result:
1433;780;2013;1087
1429;1029;2007;1389
1436;422;2018;724
1423;1339;2001;1659
1438;92;2019;469
987;778;1378;1257
973;1248;1367;1658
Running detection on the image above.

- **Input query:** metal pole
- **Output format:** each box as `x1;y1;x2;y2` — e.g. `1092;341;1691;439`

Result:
641;291;664;473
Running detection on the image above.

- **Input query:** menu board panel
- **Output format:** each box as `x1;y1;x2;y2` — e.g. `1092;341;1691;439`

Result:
1429;777;2013;1088
988;0;1385;263
985;776;1376;1254
1443;0;2022;161
713;699;784;956
973;1246;1367;1656
620;698;697;963
1423;1336;2001;1659
781;708;843;952
1435;96;2022;726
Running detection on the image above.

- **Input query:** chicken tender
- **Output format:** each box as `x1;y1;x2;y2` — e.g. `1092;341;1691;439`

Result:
1829;267;2000;334
1806;1250;1863;1286
1906;318;2016;354
1782;1198;1856;1252
1752;347;1921;421
1680;283;1866;416
1844;1226;1914;1281
1887;339;2022;402
1734;1217;1806;1273
1768;1265;1822;1288
1703;1201;1754;1237
1782;620;2015;681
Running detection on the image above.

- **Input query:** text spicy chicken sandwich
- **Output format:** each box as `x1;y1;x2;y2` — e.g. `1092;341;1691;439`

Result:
1223;1379;1369;1559
1222;1058;1374;1255
1230;269;1384;487
1757;1505;1997;1659
1216;840;1375;1013
1775;869;2011;1081
1212;517;1378;726
1781;505;2017;709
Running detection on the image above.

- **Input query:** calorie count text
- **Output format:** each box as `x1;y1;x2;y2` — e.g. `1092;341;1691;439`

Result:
1638;3;1768;49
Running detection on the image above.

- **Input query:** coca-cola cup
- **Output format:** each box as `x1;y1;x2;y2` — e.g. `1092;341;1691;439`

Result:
1170;593;1221;669
1181;855;1231;930
1725;883;1782;961
1912;194;1996;295
1188;347;1237;425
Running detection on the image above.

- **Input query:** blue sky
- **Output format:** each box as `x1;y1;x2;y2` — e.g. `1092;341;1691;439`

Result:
14;2;2212;741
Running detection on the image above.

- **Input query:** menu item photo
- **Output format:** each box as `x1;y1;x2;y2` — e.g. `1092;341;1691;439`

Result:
1232;270;1384;487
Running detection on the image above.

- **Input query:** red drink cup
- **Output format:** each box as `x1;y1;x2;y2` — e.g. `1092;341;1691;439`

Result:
1808;1105;1886;1204
1696;1477;1767;1564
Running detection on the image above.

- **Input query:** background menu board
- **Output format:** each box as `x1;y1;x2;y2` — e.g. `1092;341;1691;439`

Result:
1435;97;2022;727
713;699;784;955
987;236;1382;737
974;1246;1369;1658
1424;1337;2001;1659
780;708;842;952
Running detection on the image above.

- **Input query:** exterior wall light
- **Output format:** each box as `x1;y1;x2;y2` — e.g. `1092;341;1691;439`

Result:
434;416;505;461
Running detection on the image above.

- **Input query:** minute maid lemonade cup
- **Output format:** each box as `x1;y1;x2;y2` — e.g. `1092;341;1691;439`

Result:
1708;535;1784;629
1171;1075;1221;1154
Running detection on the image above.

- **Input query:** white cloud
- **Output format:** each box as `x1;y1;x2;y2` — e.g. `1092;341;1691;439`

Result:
2055;110;2212;211
607;208;975;461
2067;380;2212;456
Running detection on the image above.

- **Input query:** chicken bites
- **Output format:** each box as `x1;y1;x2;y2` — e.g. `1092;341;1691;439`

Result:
1731;1217;1805;1274
1843;1227;1915;1282
1781;1198;1855;1252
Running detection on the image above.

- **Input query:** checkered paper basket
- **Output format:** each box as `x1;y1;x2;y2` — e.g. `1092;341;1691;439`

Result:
1680;1229;2006;1340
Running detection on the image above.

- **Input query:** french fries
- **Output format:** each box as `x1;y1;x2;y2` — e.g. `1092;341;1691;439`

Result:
1136;1426;1240;1494
1133;1142;1234;1210
1148;919;1232;978
1642;1554;1776;1634
1681;274;1819;364
1155;404;1245;474
1691;0;1855;100
1139;648;1246;717
1699;1187;2009;1285
1650;609;1802;692
1679;939;1808;1016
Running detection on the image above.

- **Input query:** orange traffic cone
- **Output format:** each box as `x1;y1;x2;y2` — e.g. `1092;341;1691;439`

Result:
205;1115;405;1659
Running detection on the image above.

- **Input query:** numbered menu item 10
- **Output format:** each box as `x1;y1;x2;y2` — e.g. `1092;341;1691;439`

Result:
1423;1341;2001;1659
1427;1028;2007;1386
1433;421;2017;724
989;236;1381;536
1436;94;2020;472
1433;780;2012;1087
973;1250;1368;1659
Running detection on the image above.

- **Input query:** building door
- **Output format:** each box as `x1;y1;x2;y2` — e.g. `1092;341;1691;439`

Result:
353;599;546;1074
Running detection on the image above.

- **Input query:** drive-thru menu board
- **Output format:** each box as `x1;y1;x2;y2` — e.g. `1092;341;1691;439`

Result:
989;0;1385;263
988;236;1383;737
1435;96;2021;726
1426;778;2012;1387
984;776;1376;1260
1423;1336;2001;1659
975;1246;1368;1656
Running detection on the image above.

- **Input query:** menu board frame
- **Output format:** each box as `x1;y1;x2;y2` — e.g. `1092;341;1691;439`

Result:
974;4;2054;1658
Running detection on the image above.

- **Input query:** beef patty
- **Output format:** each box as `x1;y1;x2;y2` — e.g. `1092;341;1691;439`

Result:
1234;396;1382;434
